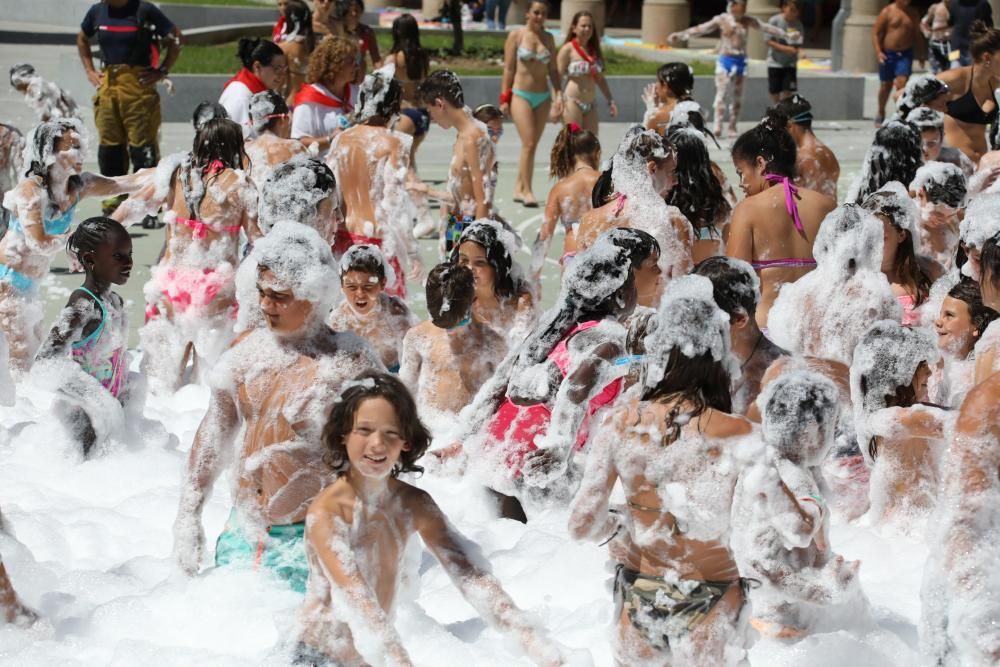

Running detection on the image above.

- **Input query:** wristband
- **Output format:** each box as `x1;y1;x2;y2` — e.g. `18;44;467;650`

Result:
499;89;513;105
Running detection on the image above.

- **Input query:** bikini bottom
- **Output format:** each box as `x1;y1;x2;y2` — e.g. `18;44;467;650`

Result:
513;88;552;110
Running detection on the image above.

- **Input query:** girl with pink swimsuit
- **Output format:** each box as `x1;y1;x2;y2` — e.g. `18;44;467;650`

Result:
448;228;659;521
35;217;133;456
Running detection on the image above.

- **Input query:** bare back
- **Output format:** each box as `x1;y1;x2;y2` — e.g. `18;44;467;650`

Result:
328;124;406;236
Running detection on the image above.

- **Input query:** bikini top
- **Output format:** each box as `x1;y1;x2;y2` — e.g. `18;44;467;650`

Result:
517;38;552;64
9;193;79;237
71;286;127;398
946;68;998;126
568;39;602;77
749;175;816;270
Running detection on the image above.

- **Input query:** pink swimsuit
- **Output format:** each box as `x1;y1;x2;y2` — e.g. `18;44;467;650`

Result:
71;287;127;399
485;320;622;475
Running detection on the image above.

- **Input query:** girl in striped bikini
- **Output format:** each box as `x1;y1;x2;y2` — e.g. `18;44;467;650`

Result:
727;108;836;334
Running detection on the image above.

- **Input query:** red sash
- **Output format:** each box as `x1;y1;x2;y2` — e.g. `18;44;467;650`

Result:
293;83;352;110
272;16;286;43
571;38;598;79
224;68;267;94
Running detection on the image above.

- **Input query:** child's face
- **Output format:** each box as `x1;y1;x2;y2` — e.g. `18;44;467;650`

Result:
879;215;906;274
345;397;409;479
648;156;678;198
633;252;663;308
55;132;84;175
427;99;453;130
729;1;747;18
342;270;385;315
935;296;978;358
733;156;766;197
486;119;503;144
921;128;943;162
456;242;496;297
573;16;594;43
277;0;288;16
257;269;315;335
782;3;799;21
89;229;133;286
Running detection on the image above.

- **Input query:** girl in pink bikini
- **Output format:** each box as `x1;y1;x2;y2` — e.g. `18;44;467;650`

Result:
444;228;657;521
121;118;260;394
727;108;836;332
35;217;132;456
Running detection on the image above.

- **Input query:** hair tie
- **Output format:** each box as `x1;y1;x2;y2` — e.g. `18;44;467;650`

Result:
567;122;582;134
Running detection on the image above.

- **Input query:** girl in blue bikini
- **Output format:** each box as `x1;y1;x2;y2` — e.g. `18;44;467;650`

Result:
0;119;142;374
35;217;132;456
499;0;563;208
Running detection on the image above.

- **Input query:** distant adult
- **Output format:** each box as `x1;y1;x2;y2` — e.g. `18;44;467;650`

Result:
313;0;337;36
950;0;993;66
77;0;181;206
339;0;380;77
291;35;360;153
484;0;510;30
389;14;431;170
937;20;1000;162
557;11;617;133
218;38;287;133
278;0;315;106
871;0;924;126
500;0;563;208
272;0;288;43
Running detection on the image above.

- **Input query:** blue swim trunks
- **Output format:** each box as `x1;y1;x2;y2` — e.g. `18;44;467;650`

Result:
214;509;308;593
0;263;36;293
717;54;747;77
879;48;913;82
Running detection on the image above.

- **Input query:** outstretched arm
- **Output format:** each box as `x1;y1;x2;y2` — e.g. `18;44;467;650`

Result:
78;168;155;199
172;386;241;575
415;490;569;666
669;15;722;43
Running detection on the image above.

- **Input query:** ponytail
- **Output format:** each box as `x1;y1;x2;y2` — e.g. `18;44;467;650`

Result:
236;38;283;71
731;107;797;179
550;123;601;179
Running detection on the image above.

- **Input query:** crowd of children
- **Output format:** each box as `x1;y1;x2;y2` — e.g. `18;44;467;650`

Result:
3;3;1000;666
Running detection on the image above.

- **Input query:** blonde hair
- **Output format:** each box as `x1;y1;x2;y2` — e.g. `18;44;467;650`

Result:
307;35;358;85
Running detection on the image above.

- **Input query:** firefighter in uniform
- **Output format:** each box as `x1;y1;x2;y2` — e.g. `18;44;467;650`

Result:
76;0;182;214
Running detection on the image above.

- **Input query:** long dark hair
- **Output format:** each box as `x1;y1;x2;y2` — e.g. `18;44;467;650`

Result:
732;108;797;179
449;221;522;299
862;191;932;305
550;124;600;179
667;126;729;237
390;14;429;81
180;118;247;220
322;370;431;476
642;347;733;444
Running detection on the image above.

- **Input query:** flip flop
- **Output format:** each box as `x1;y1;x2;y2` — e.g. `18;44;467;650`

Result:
522;198;539;208
513;195;524;203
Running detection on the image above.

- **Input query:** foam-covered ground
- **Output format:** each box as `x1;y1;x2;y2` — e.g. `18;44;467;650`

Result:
0;366;933;666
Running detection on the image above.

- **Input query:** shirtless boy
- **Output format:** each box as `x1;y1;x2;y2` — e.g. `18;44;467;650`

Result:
327;67;421;297
418;70;497;255
172;223;381;591
399;262;506;420
327;244;417;372
873;0;925;125
775;95;841;199
295;370;571;666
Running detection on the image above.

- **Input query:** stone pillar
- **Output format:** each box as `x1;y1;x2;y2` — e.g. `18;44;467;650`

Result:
506;0;530;27
745;0;781;60
841;0;880;73
365;0;390;8
641;0;689;46
422;0;440;19
561;0;605;37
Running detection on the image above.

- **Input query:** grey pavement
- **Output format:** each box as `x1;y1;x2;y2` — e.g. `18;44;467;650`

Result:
0;43;880;346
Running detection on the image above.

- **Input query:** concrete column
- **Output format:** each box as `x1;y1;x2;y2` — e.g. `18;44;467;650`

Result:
841;0;881;73
745;0;781;60
561;0;605;37
993;0;1000;27
364;0;390;8
640;0;689;46
506;0;530;27
422;0;439;19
